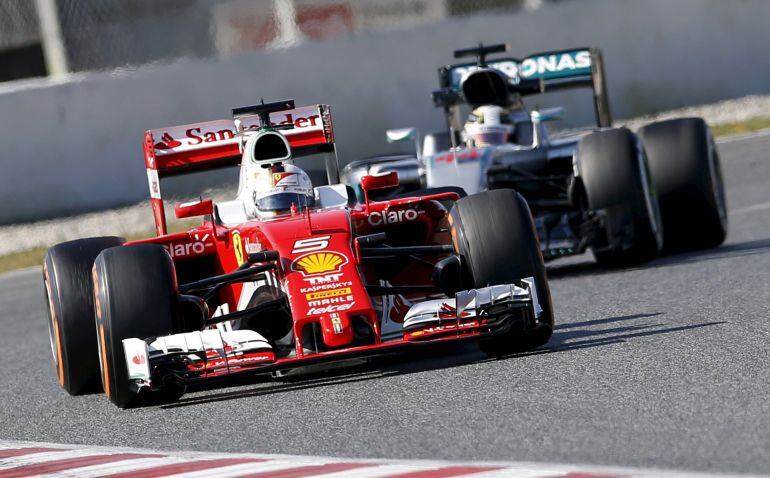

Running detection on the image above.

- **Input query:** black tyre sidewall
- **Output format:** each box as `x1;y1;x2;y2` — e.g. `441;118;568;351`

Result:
43;236;124;395
450;189;553;353
578;128;662;267
639;117;727;251
94;244;178;408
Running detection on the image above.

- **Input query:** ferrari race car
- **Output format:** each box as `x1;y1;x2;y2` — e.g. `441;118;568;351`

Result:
342;45;727;267
43;100;553;408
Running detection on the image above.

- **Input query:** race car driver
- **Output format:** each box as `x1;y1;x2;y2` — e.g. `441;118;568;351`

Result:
238;162;316;219
463;104;514;147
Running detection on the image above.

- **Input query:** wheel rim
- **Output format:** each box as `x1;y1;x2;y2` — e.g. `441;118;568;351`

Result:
44;279;58;365
92;265;111;398
448;208;474;286
43;273;64;385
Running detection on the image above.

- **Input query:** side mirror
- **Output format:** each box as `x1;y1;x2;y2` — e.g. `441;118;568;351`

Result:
386;127;421;159
175;199;214;219
361;171;399;211
530;107;565;124
361;171;399;193
386;127;417;143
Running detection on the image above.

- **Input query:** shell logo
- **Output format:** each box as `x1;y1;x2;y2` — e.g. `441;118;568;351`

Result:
291;252;348;276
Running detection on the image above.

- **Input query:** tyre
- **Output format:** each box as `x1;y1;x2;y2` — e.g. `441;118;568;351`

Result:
577;127;663;267
43;236;124;395
93;244;178;408
638;117;727;251
449;189;554;355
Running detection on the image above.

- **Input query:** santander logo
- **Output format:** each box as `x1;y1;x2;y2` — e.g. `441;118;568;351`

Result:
152;111;322;153
154;132;183;150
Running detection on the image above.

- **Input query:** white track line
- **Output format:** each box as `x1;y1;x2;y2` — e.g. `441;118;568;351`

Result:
308;464;448;478
0;448;111;470
159;460;342;478
43;456;190;478
0;439;765;478
293;463;489;478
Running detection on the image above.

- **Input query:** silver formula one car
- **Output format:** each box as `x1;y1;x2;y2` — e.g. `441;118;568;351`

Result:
343;44;727;267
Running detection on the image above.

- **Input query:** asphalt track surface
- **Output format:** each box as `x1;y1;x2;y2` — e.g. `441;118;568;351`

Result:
1;132;768;475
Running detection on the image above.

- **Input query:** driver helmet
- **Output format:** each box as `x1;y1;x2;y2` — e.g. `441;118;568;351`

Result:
464;105;513;147
249;163;315;217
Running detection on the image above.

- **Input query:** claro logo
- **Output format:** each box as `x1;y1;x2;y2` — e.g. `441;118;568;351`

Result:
368;209;420;226
165;241;206;258
163;233;213;259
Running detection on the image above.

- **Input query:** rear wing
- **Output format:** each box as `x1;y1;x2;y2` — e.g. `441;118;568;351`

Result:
434;47;611;128
144;103;336;235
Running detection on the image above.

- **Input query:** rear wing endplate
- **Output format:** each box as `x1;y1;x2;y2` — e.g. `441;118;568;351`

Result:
435;47;611;128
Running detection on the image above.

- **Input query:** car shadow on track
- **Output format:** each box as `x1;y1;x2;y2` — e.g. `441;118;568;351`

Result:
159;313;725;410
651;237;770;267
528;317;726;358
546;237;770;279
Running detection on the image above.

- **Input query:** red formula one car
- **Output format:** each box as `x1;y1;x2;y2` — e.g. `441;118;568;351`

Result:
43;100;553;408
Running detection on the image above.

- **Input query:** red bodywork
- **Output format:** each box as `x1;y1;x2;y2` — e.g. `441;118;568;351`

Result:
133;104;487;380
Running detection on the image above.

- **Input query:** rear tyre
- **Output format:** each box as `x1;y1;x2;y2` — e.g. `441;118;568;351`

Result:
93;245;179;408
638;117;727;251
43;236;124;395
578;128;663;267
449;189;554;355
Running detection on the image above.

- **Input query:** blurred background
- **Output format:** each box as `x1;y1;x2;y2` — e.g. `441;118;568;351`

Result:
2;0;770;225
2;0;549;78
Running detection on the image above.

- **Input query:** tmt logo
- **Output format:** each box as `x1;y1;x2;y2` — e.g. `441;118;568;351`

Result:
302;273;343;285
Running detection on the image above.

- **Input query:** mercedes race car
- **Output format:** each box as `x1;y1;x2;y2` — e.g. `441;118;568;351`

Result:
342;45;727;267
43;100;553;408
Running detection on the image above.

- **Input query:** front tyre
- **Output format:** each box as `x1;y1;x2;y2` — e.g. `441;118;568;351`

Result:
43;236;124;395
449;189;554;355
93;245;179;408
